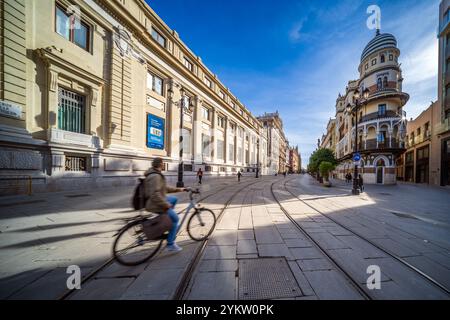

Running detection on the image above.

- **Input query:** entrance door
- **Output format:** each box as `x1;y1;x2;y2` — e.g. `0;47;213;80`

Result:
377;167;383;184
376;159;385;184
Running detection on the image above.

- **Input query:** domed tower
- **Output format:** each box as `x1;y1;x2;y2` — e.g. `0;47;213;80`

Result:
354;30;409;184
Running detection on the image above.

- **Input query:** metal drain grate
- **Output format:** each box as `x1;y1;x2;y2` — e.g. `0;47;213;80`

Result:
238;258;301;300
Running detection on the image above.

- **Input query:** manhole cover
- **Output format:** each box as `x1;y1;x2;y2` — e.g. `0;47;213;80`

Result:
238;258;301;300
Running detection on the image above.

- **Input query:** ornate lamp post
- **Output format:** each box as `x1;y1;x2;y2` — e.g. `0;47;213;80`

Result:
176;88;194;188
346;88;370;195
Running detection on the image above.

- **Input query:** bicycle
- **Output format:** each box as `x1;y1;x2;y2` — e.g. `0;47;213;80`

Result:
113;188;216;266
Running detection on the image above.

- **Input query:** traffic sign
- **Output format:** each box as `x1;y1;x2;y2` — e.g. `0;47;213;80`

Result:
353;153;361;162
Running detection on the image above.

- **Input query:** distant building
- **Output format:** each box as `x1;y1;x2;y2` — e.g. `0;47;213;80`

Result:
257;112;287;175
398;102;439;184
288;146;301;173
320;30;409;185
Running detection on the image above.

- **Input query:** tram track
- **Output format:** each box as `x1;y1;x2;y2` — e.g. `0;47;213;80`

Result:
58;177;266;300
280;178;450;298
270;178;372;300
172;178;266;300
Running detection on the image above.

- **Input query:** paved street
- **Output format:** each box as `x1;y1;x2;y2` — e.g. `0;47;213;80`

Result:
1;175;449;300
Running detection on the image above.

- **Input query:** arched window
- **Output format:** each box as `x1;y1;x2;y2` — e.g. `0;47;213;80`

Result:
381;54;385;63
383;76;388;88
377;78;382;90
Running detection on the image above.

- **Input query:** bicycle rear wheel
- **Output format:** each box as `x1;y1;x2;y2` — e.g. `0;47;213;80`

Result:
187;208;217;241
113;219;163;266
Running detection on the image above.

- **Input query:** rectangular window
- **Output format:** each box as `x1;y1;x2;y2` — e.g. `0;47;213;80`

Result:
182;129;191;156
217;140;224;160
372;58;377;66
184;58;193;71
65;155;87;172
228;144;235;162
217;116;225;128
151;28;166;47
202;134;210;157
238;147;243;162
378;104;387;116
230;102;236;109
202;107;210;121
219;91;225;100
58;88;85;134
204;77;212;88
147;72;164;96
55;5;90;51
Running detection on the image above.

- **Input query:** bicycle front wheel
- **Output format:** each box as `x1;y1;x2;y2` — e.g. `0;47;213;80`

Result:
113;220;163;266
187;208;217;241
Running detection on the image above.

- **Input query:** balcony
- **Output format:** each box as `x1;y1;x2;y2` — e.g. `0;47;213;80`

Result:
360;110;399;123
366;88;409;105
358;139;405;152
436;117;450;135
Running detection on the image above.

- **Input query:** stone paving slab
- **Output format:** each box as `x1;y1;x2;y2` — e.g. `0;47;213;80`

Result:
302;270;364;300
187;272;236;300
237;239;257;255
254;226;284;244
289;247;324;260
297;259;334;272
258;244;293;259
309;232;350;250
70;278;135;300
403;255;450;289
198;259;238;272
120;268;184;299
335;235;388;259
209;230;238;246
203;245;237;260
237;230;254;240
284;238;312;248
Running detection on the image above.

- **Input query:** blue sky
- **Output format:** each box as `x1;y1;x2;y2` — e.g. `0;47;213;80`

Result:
146;0;440;166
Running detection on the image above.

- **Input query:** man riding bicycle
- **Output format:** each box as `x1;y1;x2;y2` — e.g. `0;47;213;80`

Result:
144;157;186;252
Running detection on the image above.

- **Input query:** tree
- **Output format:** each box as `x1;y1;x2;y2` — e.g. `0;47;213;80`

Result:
319;162;335;181
309;148;337;176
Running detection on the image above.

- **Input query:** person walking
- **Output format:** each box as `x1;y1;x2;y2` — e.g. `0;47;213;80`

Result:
144;157;186;252
358;174;364;192
283;171;287;178
237;170;242;182
196;168;203;185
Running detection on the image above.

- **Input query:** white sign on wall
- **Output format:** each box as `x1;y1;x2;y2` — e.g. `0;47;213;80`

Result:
0;101;22;119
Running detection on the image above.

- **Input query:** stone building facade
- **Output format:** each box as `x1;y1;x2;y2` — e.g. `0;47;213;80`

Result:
257;112;288;175
438;0;450;186
321;31;409;185
0;0;267;194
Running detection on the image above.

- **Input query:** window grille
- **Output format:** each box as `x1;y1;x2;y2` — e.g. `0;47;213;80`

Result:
58;88;85;133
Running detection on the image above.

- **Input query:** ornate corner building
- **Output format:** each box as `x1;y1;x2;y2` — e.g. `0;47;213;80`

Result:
0;0;272;195
321;31;409;185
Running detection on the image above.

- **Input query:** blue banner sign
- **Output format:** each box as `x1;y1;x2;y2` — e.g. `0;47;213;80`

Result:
147;114;165;150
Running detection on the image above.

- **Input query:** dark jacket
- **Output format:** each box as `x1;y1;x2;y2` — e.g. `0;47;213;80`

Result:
144;168;178;213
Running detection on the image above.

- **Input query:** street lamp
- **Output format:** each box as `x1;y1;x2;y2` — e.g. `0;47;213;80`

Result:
346;88;370;195
176;88;194;188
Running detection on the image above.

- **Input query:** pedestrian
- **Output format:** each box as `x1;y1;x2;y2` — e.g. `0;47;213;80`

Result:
144;157;187;252
283;171;287;178
196;168;203;185
358;174;364;192
237;170;242;182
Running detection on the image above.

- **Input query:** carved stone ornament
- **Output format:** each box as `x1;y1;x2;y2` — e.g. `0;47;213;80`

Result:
113;27;145;64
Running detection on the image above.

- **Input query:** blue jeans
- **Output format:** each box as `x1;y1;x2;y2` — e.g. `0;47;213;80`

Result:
166;196;179;245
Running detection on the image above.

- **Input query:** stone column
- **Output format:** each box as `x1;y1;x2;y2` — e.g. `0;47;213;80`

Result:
224;116;229;164
211;108;217;163
193;96;203;164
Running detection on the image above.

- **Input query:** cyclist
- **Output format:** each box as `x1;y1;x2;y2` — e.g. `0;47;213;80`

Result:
144;157;186;252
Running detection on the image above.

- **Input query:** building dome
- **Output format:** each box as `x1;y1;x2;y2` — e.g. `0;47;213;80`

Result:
360;31;397;62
